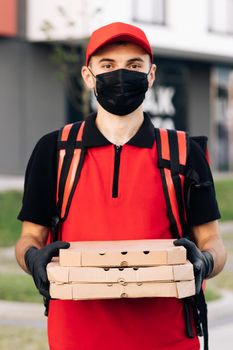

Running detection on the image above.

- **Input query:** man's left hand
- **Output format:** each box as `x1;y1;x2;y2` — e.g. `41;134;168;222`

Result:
174;238;214;294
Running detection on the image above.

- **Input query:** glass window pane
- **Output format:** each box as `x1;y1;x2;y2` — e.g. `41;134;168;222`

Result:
133;0;165;25
209;0;233;34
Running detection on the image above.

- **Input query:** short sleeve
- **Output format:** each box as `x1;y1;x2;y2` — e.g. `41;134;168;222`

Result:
184;138;221;227
17;131;58;227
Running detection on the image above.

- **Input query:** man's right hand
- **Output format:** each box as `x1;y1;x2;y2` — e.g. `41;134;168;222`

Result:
24;241;70;298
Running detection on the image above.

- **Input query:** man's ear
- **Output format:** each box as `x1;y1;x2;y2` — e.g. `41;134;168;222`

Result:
81;66;96;89
148;64;157;88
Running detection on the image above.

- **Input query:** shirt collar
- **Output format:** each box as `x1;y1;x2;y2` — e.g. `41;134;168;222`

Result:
82;112;155;148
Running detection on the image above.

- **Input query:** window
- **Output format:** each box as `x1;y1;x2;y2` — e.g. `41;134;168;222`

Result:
210;66;233;171
133;0;166;25
208;0;233;35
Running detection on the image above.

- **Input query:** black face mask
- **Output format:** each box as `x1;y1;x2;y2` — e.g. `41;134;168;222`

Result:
90;68;150;116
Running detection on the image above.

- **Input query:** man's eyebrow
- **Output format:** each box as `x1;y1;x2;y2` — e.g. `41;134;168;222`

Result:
97;57;145;64
98;58;116;63
127;57;145;63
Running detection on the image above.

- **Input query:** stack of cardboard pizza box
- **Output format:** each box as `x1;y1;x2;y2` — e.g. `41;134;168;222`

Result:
47;239;195;300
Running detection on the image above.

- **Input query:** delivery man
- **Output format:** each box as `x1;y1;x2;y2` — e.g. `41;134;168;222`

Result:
15;22;226;350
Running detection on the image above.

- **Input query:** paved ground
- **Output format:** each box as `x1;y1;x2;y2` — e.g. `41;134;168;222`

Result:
207;290;233;350
0;300;46;329
0;176;24;191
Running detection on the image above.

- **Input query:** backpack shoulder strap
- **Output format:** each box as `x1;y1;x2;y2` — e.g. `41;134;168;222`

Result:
46;121;85;314
155;128;189;238
56;120;86;221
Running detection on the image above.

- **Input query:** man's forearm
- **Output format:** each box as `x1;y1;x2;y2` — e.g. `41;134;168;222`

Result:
199;235;227;278
192;220;227;278
15;235;44;273
15;221;49;273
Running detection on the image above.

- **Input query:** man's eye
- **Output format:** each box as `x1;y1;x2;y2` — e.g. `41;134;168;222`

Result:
102;64;112;69
128;64;141;70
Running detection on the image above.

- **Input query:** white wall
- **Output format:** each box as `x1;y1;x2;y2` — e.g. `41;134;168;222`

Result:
26;0;233;62
26;0;132;41
137;0;233;62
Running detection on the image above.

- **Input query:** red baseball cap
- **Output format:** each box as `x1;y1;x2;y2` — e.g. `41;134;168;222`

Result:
85;22;153;66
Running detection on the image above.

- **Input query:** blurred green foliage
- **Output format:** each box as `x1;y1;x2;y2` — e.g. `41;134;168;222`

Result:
0;272;42;303
215;179;233;221
0;191;22;247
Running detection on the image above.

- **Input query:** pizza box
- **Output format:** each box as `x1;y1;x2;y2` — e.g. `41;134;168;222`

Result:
49;280;195;300
59;239;186;267
47;260;194;284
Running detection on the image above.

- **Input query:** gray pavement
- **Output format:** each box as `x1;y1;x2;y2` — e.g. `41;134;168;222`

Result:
210;323;233;349
0;175;24;191
0;300;46;329
207;290;233;350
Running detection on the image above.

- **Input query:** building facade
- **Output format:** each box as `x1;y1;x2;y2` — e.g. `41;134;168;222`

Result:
1;0;233;174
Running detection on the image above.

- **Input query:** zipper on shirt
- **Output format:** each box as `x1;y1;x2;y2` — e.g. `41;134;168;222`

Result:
112;145;122;198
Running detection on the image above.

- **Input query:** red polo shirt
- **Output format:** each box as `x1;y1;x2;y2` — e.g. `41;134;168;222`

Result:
18;113;220;350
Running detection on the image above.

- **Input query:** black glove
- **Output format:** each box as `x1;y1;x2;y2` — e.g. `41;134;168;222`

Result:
25;241;70;298
174;238;214;295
